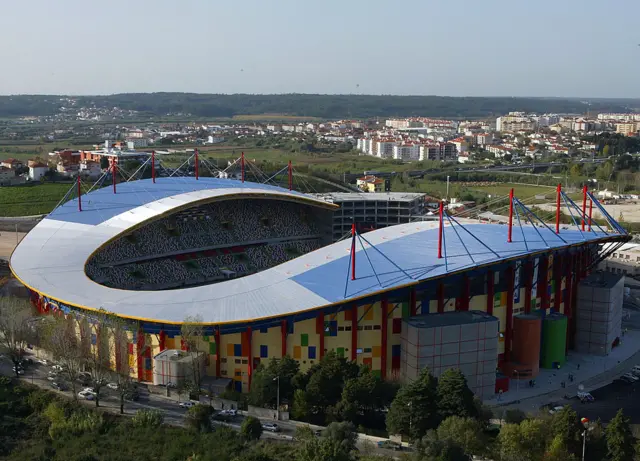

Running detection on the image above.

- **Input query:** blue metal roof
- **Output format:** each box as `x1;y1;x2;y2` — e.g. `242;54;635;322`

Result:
292;223;610;303
47;177;313;226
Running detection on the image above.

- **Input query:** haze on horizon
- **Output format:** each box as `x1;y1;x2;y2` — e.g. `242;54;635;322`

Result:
1;0;639;99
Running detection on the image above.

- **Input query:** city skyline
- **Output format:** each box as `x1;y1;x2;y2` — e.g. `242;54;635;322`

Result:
0;0;639;98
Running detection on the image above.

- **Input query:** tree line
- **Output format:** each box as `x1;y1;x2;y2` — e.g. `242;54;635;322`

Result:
0;94;637;119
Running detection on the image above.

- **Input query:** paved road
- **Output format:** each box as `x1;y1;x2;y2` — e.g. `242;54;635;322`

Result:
0;356;402;458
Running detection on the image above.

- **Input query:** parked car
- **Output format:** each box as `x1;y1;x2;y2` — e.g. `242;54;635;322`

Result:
377;440;402;451
12;367;25;375
78;390;94;400
51;365;64;372
631;365;640;376
261;423;280;433
36;358;48;366
179;401;195;408
622;373;638;382
107;382;119;391
577;391;595;403
220;409;237;417
615;375;635;385
548;406;565;415
50;382;66;391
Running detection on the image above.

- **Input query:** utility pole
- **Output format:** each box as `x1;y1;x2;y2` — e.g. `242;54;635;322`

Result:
273;376;280;421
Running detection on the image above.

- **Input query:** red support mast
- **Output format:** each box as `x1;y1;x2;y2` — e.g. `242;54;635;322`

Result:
77;175;82;212
588;199;593;231
241;152;245;183
555;183;561;234
194;149;199;180
288;160;292;191
438;201;444;259
508;188;514;243
112;160;117;194
581;185;588;231
151;151;156;184
351;222;356;281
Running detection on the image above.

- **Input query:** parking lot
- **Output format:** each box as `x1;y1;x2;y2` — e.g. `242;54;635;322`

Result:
569;378;640;423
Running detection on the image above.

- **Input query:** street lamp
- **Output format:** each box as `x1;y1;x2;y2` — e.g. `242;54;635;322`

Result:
273;376;280;421
407;402;412;438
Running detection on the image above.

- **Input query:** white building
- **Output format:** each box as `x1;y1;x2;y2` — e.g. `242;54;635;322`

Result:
475;133;494;146
486;145;512;158
207;135;225;144
79;161;102;178
126;139;148;149
393;143;420;161
29;162;49;181
419;143;457;162
376;140;396;159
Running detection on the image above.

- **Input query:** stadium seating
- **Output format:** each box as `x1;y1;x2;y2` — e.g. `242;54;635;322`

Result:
86;198;323;290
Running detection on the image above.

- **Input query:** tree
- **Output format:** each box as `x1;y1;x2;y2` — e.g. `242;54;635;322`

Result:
291;389;311;420
181;315;206;397
549;406;582;453
0;297;37;377
294;423;357;461
386;368;440;440
185;404;213;433
413;430;469;461
41;314;85;399
249;356;300;409
132;409;164;428
336;366;383;422
497;419;550;461
241;416;263;441
436;369;477;420
606;409;635;461
304;351;359;420
80;309;115;407
436;416;485;457
544;435;577;461
504;409;526;424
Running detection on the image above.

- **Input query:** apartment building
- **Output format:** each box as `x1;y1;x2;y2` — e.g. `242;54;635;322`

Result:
475;133;494;146
419;143;457;162
356;175;386;193
393;143;420;161
376;140;396;159
616;122;638;135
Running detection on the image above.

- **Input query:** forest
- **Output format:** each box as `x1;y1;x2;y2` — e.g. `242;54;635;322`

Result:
0;94;638;119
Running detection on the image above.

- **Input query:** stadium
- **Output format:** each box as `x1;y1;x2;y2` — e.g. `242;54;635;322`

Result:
9;169;630;396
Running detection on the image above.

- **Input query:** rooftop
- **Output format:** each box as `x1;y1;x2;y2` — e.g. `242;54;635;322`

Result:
404;310;498;328
314;192;424;203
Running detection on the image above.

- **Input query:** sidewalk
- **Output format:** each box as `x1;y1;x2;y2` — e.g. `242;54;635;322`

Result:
486;329;640;414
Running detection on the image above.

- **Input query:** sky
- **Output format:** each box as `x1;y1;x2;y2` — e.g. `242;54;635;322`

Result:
1;0;639;98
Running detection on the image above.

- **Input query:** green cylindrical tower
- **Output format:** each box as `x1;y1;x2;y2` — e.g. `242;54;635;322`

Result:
540;313;567;369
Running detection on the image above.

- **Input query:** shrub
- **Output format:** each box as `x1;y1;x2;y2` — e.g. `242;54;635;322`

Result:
132;409;164;428
241;416;263;441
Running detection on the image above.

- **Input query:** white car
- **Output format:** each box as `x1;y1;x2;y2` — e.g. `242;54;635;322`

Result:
36;359;48;365
51;365;64;372
47;375;57;381
83;387;96;395
622;373;639;382
548;406;565;415
262;423;280;432
220;409;237;417
631;366;640;377
179;401;195;408
107;382;119;391
78;390;94;400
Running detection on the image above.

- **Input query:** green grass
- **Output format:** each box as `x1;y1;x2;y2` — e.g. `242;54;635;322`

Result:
0;183;73;217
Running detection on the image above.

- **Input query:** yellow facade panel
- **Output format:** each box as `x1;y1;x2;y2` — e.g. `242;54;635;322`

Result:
372;345;381;358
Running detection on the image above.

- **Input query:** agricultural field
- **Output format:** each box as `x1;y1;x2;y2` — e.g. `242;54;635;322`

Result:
0;183;72;217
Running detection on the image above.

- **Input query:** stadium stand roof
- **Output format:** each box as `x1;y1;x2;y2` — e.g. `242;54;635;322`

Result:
10;177;624;326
